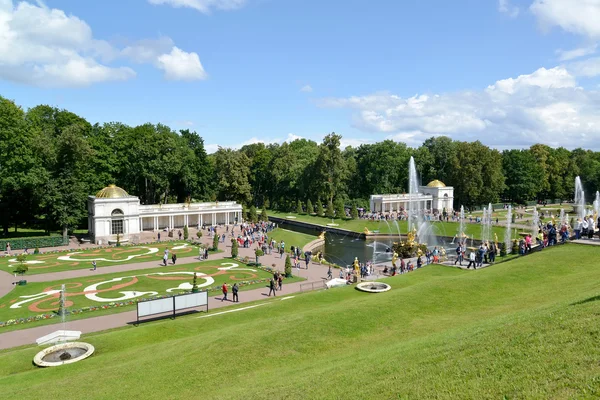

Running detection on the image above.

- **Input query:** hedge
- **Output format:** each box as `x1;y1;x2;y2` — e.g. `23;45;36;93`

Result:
0;236;68;251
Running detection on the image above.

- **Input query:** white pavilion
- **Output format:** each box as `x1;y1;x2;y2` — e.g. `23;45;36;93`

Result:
369;180;454;213
88;185;243;244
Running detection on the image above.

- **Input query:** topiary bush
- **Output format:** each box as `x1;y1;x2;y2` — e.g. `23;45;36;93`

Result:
213;234;219;251
316;199;324;217
306;199;314;215
231;238;239;258
296;200;303;215
183;225;189;240
285;255;292;277
499;242;507;257
326;199;335;218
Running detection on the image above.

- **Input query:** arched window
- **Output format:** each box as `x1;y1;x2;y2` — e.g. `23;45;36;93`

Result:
111;209;124;235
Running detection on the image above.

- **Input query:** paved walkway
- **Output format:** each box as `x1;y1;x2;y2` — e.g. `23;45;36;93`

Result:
0;232;332;350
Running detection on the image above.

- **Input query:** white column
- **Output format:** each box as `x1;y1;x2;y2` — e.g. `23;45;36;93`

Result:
226;212;229;225
154;216;158;231
169;215;174;229
184;214;188;227
212;213;216;225
200;214;203;227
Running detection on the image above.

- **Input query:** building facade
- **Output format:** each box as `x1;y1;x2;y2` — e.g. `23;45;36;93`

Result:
88;185;243;244
369;180;454;213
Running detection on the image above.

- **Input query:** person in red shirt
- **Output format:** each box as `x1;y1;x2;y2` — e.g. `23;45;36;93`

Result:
221;282;228;302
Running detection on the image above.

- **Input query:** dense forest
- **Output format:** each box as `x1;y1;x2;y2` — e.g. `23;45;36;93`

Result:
1;96;599;236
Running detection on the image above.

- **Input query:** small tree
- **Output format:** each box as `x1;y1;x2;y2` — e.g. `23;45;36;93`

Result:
212;234;220;251
511;239;519;254
296;200;303;215
511;212;516;224
326;199;335;218
242;204;248;221
249;205;258;222
14;254;28;275
231;238;239;258
350;202;359;219
335;199;345;219
255;248;264;264
191;273;199;293
260;206;269;222
316;198;324;217
306;199;314;215
183;225;189;240
284;255;293;277
499;242;507;257
197;230;203;239
116;233;121;247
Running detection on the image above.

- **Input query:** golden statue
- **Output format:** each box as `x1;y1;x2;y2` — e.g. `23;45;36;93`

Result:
391;252;398;268
494;233;499;249
417;247;423;257
318;231;325;240
406;227;417;245
364;227;372;235
440;247;446;261
353;257;360;274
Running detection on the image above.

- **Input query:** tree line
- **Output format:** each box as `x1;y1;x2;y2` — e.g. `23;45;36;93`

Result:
1;96;598;236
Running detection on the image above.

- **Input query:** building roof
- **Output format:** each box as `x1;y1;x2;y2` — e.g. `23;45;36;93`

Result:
426;179;446;188
95;184;130;199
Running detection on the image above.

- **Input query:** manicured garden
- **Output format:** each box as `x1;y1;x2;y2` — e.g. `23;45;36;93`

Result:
0;259;302;330
0;242;215;275
1;244;599;398
267;228;318;251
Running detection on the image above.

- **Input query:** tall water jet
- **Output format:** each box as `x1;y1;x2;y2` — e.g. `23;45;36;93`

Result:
594;191;600;218
531;207;539;238
574;176;586;221
504;205;512;253
559;208;566;227
480;204;492;243
457;205;465;244
407;156;436;246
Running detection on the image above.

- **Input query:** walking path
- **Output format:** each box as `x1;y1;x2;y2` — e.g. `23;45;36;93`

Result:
0;233;332;350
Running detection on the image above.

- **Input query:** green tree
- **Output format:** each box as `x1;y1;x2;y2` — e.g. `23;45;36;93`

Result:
296;200;303;214
231;238;239;258
284;255;293;277
326;199;335;218
212;234;220;251
502;149;541;203
254;248;264;264
350;202;359;219
183;225;189;240
316;199;324;216
313;133;348;203
260;206;269;221
214;147;252;204
306;199;314;214
335;199;345;219
248;205;258;222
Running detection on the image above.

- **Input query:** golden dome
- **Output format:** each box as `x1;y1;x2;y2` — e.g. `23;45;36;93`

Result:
426;179;446;188
95;184;129;198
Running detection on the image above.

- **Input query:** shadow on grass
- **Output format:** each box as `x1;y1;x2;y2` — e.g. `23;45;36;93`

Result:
571;295;600;306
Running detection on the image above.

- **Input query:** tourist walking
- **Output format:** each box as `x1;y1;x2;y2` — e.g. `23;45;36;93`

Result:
171;253;177;265
157;233;161;242
278;274;283;291
454;243;463;266
92;261;97;271
268;278;276;296
178;230;182;240
232;283;239;303
5;242;11;256
163;253;168;266
467;251;476;269
221;282;228;302
327;266;333;280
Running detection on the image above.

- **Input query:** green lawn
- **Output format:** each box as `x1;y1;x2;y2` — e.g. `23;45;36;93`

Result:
1;244;599;398
0;259;302;329
0;242;212;275
270;210;516;240
267;228;318;250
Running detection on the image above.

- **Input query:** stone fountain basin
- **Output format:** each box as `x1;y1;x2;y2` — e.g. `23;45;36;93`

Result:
34;342;95;367
355;282;391;293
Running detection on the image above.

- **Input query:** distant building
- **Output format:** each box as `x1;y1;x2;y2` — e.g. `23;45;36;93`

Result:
88;185;243;244
369;180;454;213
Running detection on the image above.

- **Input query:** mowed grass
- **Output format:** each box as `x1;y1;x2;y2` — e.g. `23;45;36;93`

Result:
267;228;317;250
0;260;303;328
1;244;600;399
0;242;208;275
270;210;514;240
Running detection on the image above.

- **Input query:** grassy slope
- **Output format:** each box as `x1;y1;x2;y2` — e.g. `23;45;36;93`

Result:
1;244;600;399
270;210;514;240
267;228;317;250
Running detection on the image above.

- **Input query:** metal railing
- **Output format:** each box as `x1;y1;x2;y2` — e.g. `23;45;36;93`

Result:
299;280;327;292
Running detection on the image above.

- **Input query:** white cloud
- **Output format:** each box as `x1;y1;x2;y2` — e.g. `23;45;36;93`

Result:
157;47;207;81
340;137;373;148
556;44;597;61
0;1;208;87
498;0;519;17
531;0;600;39
318;66;600;149
568;57;600;77
148;0;246;14
300;85;313;93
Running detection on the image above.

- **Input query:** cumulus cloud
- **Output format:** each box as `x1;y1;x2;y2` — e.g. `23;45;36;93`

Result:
498;0;519;17
157;47;207;81
568;57;600;77
0;1;207;87
530;0;600;39
148;0;246;14
300;85;313;93
318;67;600;149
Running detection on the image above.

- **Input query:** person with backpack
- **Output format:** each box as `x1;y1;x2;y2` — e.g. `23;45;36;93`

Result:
221;282;228;302
232;283;239;303
454;243;463;266
268;277;276;296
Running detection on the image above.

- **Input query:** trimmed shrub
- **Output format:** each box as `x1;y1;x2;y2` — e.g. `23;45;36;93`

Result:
231;239;239;258
285;255;292;277
306;199;314;214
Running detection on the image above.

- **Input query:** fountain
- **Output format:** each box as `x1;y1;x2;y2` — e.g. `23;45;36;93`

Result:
559;208;566;227
355;281;391;293
34;285;94;367
574;176;586;221
453;205;466;244
504;205;512;253
594;191;600;219
407;156;436;246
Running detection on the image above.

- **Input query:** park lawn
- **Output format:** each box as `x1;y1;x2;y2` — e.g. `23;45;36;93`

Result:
0;259;302;328
1;244;600;399
270;210;514;240
0;242;215;275
267;228;318;251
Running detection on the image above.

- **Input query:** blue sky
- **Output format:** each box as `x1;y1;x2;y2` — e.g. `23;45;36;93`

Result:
1;0;600;151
